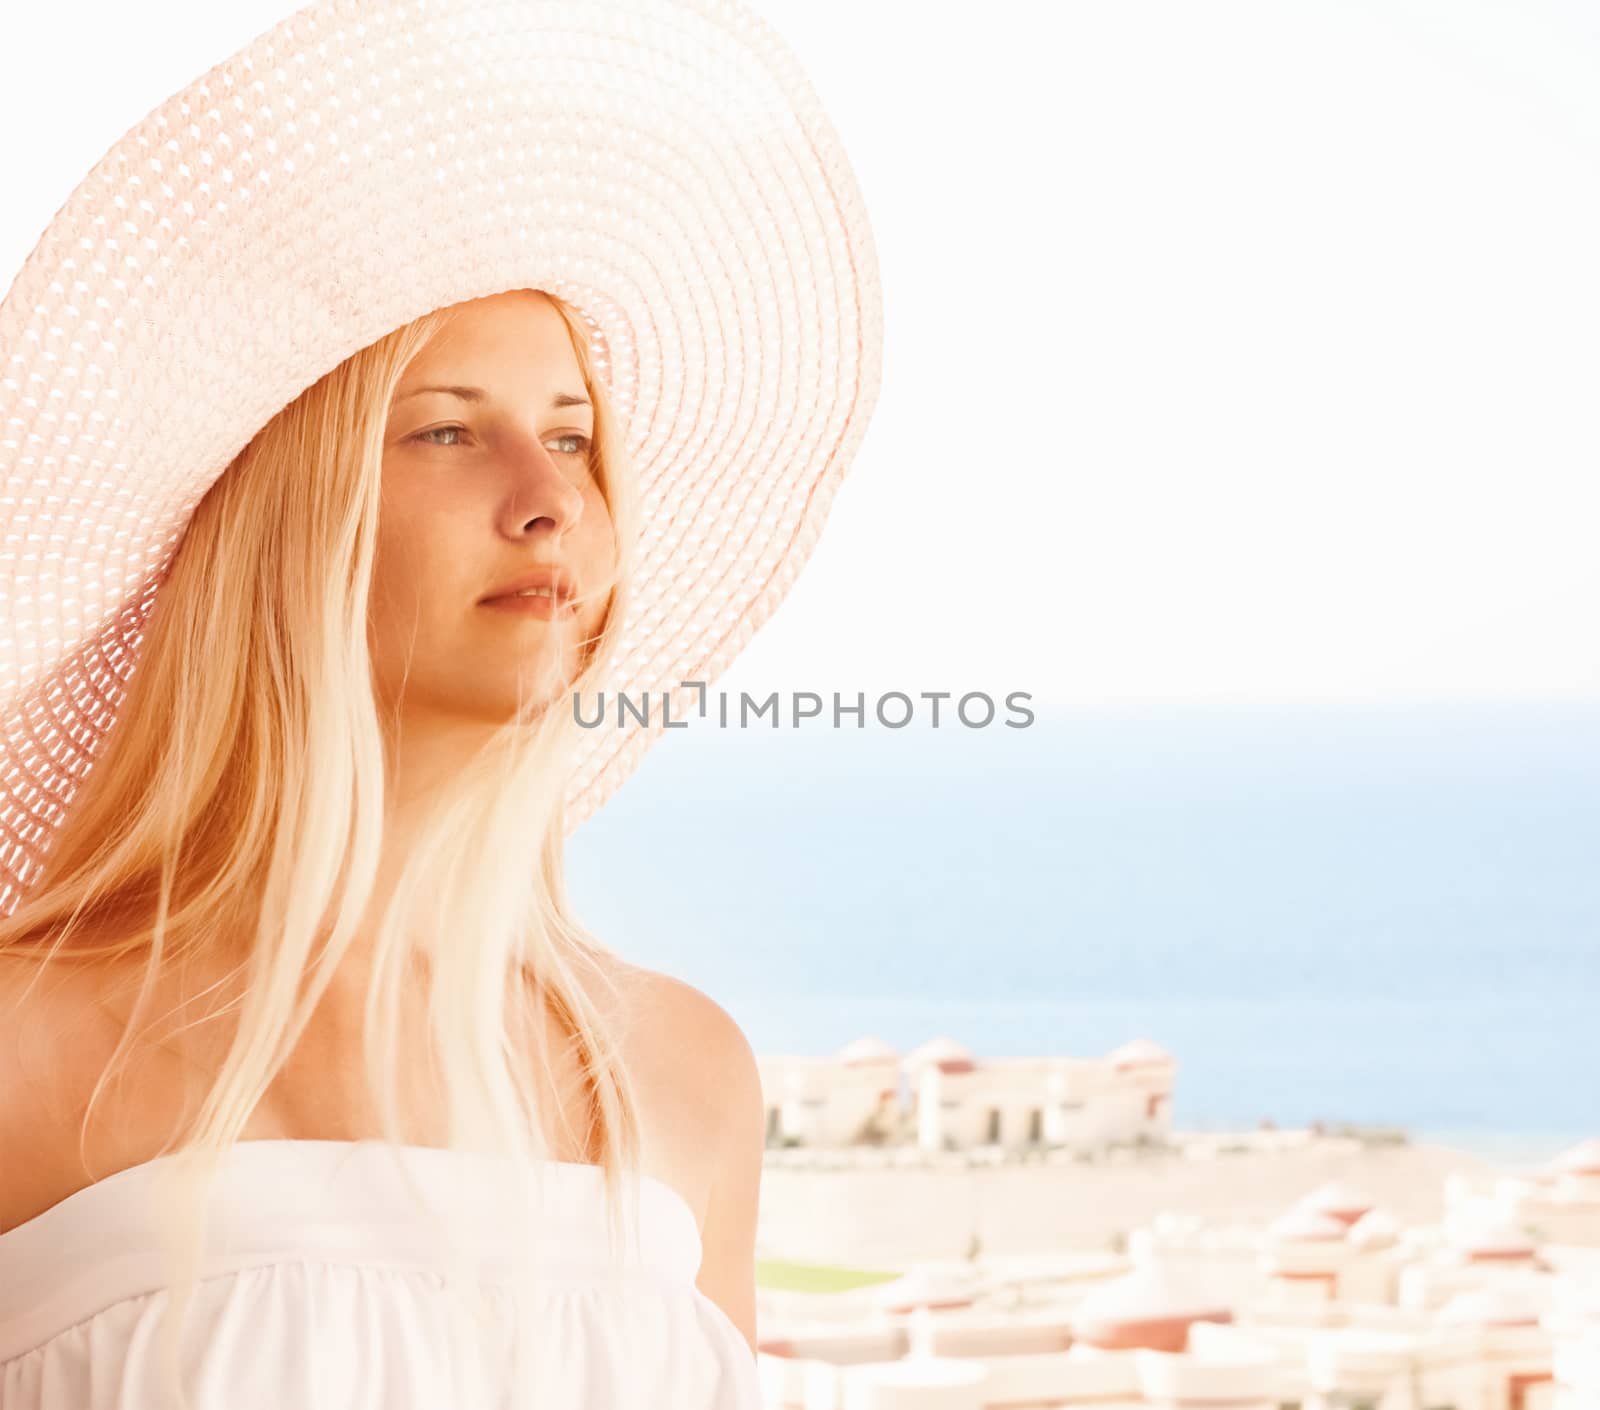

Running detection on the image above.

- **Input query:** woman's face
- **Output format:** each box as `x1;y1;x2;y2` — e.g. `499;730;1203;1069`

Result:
372;290;616;727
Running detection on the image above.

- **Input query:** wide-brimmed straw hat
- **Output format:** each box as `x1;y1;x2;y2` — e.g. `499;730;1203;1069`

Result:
0;0;884;915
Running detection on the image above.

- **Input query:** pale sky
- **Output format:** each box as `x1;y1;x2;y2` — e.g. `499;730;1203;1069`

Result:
5;0;1596;708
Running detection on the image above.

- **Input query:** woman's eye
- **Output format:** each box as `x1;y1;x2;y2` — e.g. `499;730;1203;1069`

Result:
410;427;591;456
413;425;468;447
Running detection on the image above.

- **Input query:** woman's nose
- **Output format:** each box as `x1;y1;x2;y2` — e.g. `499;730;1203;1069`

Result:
503;438;586;537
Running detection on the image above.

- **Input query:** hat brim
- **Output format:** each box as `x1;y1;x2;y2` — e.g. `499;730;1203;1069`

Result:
0;0;884;909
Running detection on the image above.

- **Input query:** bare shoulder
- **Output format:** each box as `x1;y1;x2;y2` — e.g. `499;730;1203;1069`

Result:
621;965;763;1354
618;962;765;1158
0;952;131;1232
0;952;94;1107
600;956;763;1182
643;967;763;1183
619;961;759;1081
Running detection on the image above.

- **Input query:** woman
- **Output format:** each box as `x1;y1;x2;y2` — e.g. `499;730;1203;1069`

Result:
0;0;883;1404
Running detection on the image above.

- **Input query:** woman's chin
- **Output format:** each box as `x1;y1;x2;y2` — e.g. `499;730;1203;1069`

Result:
380;667;578;730
505;673;576;723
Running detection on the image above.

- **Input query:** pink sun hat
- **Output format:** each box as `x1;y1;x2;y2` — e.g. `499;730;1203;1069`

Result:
0;0;885;915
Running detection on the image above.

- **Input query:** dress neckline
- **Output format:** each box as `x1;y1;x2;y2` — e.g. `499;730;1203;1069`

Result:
0;1137;722;1368
0;1137;701;1246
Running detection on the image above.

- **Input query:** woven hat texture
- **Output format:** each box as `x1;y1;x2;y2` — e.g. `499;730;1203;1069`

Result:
0;0;884;915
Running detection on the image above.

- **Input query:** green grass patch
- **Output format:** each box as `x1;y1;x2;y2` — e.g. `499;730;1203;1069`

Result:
756;1258;905;1294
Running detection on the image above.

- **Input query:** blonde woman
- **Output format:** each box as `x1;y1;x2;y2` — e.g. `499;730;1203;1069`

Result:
0;0;883;1404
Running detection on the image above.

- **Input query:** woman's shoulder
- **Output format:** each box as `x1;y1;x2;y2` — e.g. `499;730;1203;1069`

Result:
621;962;763;1349
600;958;762;1222
0;952;127;1232
615;959;759;1086
0;951;98;1110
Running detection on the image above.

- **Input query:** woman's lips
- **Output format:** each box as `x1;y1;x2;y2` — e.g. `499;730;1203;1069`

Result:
478;593;577;620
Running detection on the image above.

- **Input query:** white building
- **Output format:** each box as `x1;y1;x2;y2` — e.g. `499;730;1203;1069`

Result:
750;1136;1600;1410
758;1035;1177;1154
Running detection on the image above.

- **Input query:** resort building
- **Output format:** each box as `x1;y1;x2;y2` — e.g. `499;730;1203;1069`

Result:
758;1035;1177;1155
749;1136;1600;1410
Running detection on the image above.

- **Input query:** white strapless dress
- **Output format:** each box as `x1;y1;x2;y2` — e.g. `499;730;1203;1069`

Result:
0;1138;763;1408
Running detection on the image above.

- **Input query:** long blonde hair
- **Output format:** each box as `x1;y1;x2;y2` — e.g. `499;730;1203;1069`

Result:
0;289;648;1404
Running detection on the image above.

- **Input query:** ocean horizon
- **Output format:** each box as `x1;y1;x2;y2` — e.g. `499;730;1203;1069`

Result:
569;697;1599;1167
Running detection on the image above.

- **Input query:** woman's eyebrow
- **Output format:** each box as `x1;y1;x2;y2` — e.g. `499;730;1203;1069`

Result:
396;384;591;409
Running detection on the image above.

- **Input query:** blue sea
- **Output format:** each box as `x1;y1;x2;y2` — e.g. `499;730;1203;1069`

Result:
567;699;1599;1165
